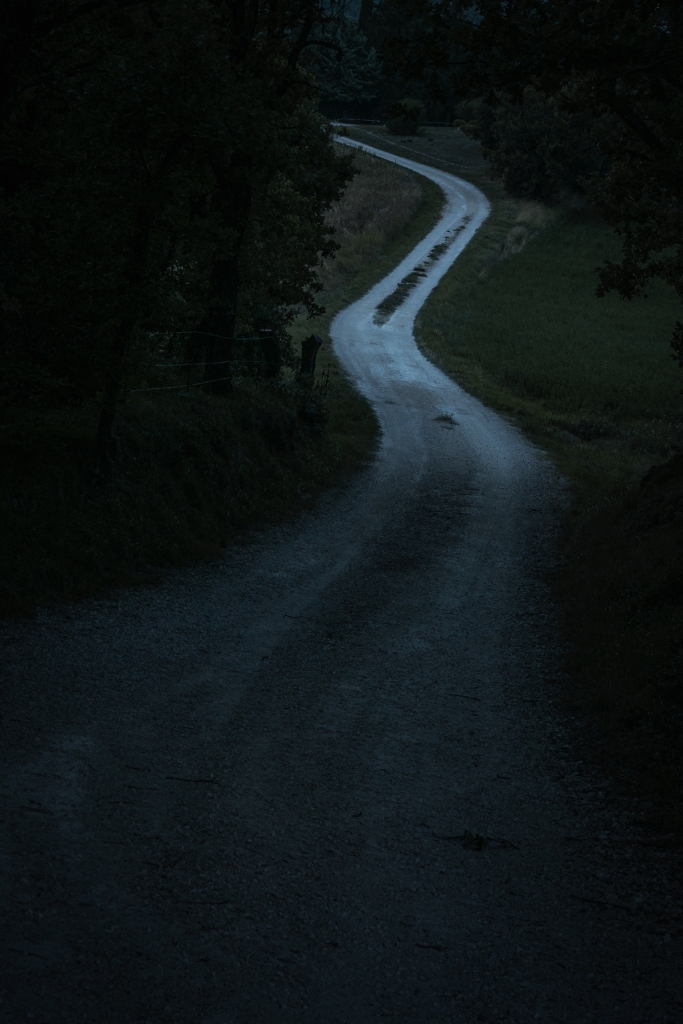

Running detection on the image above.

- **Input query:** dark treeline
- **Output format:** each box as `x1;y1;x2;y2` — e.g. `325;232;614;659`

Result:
1;0;354;470
381;0;683;366
452;92;607;203
4;2;681;475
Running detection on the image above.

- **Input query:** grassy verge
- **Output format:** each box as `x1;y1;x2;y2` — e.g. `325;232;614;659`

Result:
412;155;683;820
351;125;683;822
1;388;342;615
1;146;443;616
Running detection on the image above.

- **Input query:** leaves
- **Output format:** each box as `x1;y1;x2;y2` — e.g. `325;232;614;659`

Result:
307;19;380;104
383;0;683;359
459;90;604;202
0;0;353;422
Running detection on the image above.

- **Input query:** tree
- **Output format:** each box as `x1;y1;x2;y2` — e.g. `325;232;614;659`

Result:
307;18;381;106
386;97;424;135
383;0;683;364
456;90;604;202
0;0;353;469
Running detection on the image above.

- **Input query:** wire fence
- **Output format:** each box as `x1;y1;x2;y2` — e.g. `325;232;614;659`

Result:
129;361;281;394
128;337;329;397
334;119;455;127
128;365;332;397
148;331;267;342
128;329;284;393
128;375;233;393
152;358;246;368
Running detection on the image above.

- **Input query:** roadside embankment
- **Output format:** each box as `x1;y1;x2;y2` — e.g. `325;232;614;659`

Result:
559;455;683;823
1;148;442;615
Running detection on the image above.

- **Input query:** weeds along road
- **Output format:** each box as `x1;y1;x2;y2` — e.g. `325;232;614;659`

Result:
2;140;683;1024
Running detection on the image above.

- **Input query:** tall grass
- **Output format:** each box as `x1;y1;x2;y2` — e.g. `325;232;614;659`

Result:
0;388;340;614
320;148;425;298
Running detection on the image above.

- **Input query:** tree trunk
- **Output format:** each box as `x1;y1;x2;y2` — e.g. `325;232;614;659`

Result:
94;136;186;472
95;317;134;477
95;202;151;476
359;0;374;35
202;149;253;395
201;260;239;396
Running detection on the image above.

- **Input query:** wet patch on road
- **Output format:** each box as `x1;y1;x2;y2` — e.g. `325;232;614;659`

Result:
373;216;472;325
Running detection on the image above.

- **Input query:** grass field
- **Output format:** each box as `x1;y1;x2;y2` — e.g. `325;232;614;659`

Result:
418;207;682;495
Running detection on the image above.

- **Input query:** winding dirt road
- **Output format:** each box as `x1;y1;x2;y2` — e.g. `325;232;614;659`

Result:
2;142;682;1023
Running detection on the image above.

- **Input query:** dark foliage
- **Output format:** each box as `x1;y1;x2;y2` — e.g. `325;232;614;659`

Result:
386;97;424;135
383;0;683;363
0;0;354;465
307;18;380;106
456;91;604;202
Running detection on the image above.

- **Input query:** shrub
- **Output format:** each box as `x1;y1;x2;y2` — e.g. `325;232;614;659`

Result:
456;91;604;202
386;98;424;135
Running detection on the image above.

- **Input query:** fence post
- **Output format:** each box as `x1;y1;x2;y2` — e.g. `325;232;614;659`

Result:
300;334;323;377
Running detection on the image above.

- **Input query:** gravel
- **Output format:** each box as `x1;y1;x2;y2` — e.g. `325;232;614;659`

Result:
1;142;681;1024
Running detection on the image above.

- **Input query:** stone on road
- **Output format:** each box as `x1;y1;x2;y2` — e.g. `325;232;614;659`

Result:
1;142;681;1023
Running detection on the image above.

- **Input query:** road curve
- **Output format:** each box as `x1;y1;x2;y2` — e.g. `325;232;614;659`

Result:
331;137;529;539
2;145;682;1023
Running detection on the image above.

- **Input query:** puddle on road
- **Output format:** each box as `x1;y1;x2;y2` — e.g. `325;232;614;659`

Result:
373;216;472;325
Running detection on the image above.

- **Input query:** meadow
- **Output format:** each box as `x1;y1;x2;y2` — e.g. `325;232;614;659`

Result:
417;205;682;494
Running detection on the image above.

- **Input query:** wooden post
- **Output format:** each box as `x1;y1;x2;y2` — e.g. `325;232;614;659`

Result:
300;334;323;377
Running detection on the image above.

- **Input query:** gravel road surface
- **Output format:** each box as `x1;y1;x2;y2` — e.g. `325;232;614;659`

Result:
2;141;682;1024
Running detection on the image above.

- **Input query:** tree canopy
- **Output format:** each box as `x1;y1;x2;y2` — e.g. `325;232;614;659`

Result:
384;0;683;364
307;17;380;106
0;0;354;465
